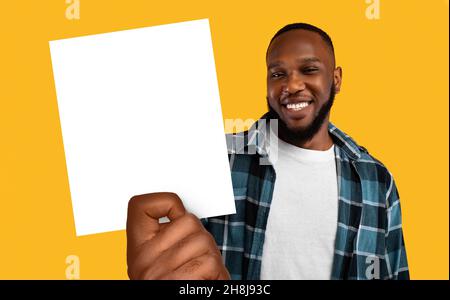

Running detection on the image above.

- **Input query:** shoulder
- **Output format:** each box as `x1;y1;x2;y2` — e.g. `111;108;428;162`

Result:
356;145;392;179
331;124;396;198
225;131;247;154
330;123;392;177
351;142;399;206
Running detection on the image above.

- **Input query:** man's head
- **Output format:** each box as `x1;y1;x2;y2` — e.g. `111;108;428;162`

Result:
266;23;342;143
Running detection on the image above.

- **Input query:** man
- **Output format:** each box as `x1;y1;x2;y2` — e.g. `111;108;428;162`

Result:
126;23;409;280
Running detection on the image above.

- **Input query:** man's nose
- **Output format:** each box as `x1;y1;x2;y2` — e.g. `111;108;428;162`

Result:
283;73;306;95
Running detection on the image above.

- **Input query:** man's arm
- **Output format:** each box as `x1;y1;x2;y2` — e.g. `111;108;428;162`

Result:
384;176;409;279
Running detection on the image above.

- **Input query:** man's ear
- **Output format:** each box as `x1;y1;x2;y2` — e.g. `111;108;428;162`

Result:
334;67;342;93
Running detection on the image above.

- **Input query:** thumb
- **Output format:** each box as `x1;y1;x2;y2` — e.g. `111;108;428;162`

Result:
126;192;186;250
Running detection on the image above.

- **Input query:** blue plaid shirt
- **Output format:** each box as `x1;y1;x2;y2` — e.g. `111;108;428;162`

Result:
201;114;409;280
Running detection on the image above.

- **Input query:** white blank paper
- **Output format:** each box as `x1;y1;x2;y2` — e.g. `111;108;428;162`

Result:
49;19;236;236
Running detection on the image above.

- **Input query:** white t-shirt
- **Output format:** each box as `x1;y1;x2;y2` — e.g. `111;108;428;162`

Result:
260;132;338;280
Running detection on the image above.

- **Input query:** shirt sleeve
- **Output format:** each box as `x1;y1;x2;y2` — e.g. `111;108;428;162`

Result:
200;217;209;230
384;176;410;280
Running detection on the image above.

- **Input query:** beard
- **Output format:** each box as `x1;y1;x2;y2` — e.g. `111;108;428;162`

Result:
266;84;336;143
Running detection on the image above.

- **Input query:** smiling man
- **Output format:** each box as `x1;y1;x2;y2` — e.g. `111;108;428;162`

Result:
126;23;409;280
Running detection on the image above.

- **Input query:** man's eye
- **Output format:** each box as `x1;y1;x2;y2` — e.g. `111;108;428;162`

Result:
271;72;284;78
303;67;319;74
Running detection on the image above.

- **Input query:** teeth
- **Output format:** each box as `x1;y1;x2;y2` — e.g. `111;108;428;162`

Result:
286;102;310;111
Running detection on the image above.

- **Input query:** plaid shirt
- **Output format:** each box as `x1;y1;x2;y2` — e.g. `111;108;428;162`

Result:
201;114;409;280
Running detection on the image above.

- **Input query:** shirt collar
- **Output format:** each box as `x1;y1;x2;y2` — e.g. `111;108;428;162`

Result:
230;113;362;161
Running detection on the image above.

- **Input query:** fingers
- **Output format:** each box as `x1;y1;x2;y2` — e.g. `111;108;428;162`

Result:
158;253;230;280
132;229;217;279
126;192;186;259
147;213;204;254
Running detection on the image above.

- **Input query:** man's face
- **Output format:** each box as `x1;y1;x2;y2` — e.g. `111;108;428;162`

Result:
266;29;341;139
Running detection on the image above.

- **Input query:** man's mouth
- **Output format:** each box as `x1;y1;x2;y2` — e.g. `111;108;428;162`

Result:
283;101;313;112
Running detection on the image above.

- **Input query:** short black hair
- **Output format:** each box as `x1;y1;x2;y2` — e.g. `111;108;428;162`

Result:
266;23;335;59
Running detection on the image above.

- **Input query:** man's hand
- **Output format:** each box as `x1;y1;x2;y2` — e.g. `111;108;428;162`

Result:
126;192;230;280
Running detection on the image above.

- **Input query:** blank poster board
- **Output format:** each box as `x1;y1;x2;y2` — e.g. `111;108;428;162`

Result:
49;19;236;236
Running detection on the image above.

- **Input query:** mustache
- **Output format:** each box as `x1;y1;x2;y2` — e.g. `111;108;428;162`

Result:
280;91;313;103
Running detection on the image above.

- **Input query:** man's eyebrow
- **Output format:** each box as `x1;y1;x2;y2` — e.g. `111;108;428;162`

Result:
298;57;321;64
267;61;282;69
267;57;322;69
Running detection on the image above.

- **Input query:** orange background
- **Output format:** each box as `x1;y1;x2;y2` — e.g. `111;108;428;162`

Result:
0;0;448;279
